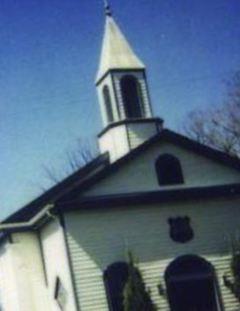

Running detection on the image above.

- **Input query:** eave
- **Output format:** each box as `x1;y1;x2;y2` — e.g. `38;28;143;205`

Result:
1;183;240;234
56;183;240;212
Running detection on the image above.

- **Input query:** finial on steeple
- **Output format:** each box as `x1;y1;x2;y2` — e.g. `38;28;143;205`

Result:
104;0;112;16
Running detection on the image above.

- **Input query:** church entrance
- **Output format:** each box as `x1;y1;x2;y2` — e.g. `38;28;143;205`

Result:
165;255;221;311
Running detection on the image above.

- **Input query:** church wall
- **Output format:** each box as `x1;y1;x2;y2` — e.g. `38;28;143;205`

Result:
0;241;21;311
40;219;77;311
84;141;240;197
0;232;50;311
64;197;240;311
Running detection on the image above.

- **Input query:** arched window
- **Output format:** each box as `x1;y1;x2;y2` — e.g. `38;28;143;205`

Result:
120;75;144;119
165;255;220;311
103;85;114;123
104;262;129;311
155;154;184;186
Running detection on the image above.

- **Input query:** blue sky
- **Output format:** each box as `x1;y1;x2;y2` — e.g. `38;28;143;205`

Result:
0;0;240;219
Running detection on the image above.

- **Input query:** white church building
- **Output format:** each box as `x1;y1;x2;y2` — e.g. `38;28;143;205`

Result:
1;3;240;311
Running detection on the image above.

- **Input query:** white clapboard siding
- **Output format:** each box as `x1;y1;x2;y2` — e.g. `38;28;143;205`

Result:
0;242;20;311
127;122;158;149
138;77;152;117
41;219;77;311
99;124;130;161
0;232;50;311
84;140;240;197
64;197;240;311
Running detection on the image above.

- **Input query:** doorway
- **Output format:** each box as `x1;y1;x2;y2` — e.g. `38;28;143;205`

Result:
165;255;221;311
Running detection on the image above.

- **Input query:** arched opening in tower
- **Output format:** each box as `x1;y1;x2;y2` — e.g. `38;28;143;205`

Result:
120;75;144;119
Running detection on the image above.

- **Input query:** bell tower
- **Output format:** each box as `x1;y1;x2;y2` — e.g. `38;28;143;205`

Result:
96;1;163;162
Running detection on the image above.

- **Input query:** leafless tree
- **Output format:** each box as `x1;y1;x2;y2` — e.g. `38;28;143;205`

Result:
43;138;98;186
182;71;240;157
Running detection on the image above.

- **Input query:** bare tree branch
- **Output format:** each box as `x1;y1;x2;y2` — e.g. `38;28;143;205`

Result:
43;138;98;186
182;71;240;158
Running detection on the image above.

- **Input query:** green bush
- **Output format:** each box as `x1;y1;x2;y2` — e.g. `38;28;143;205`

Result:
123;252;156;311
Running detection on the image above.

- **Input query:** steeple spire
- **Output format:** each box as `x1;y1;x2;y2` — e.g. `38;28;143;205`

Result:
96;5;145;83
104;0;112;16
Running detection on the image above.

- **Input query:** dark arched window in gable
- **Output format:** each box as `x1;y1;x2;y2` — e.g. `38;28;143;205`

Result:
120;75;144;119
104;262;129;311
103;85;114;123
165;255;220;311
155;154;184;186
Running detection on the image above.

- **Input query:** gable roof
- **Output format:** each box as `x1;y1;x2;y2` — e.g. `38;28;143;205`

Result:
1;129;240;227
1;153;109;224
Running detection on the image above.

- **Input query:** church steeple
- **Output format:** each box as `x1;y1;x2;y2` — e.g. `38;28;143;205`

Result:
96;2;163;162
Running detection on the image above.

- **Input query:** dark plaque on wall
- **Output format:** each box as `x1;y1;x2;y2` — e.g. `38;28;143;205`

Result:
168;216;194;243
